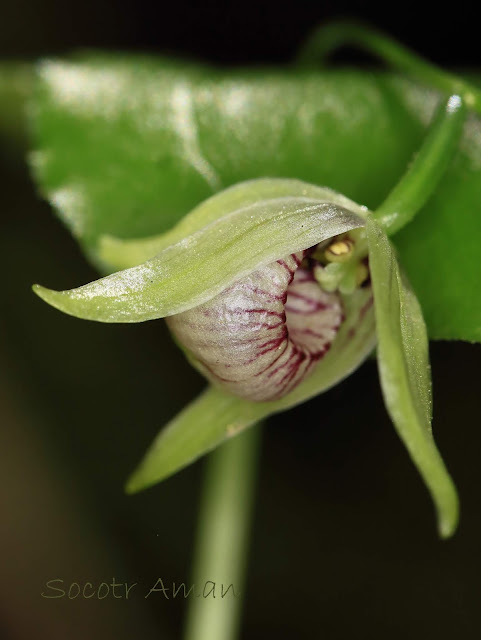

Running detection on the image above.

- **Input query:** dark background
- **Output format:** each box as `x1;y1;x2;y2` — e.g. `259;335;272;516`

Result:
1;2;480;639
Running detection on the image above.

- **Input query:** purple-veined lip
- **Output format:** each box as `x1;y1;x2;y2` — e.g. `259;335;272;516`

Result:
166;249;344;401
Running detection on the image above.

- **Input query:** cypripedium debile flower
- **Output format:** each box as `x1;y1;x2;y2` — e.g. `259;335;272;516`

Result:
34;177;458;538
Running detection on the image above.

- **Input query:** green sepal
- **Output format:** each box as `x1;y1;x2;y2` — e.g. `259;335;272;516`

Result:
99;178;368;270
366;217;459;538
33;182;366;322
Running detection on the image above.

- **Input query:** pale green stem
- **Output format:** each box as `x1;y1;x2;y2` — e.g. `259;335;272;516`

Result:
373;93;466;234
342;92;466;267
324;91;466;293
296;21;481;116
183;424;261;640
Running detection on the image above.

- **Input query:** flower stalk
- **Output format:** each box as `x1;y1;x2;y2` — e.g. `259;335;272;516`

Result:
184;425;260;640
297;21;481;116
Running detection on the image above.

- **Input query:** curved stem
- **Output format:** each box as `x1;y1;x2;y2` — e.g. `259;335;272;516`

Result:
338;92;466;268
373;93;466;234
183;424;261;640
296;21;481;116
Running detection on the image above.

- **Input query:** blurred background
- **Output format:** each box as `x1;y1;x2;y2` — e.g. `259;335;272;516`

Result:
1;1;481;638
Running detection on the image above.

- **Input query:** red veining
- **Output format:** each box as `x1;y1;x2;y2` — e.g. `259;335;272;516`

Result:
166;250;345;401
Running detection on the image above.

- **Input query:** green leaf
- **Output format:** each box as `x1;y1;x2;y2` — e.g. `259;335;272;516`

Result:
126;287;376;492
33;188;365;322
393;142;481;342
30;56;481;341
29;58;421;251
366;217;459;538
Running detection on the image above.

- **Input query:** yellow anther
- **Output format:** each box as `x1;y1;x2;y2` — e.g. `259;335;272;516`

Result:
325;238;354;263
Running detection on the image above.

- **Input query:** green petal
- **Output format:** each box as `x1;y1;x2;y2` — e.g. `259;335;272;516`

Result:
33;187;366;323
126;286;376;492
366;217;459;538
99;178;369;270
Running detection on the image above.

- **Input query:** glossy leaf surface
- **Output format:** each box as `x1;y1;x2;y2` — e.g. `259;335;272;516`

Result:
30;58;481;340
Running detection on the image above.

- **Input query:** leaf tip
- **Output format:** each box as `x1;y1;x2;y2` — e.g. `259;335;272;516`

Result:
125;464;157;495
33;282;101;322
124;475;142;495
437;491;460;540
32;283;63;309
35;283;89;322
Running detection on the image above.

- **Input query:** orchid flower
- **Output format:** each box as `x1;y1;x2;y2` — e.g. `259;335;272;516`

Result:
25;24;480;640
34;129;460;538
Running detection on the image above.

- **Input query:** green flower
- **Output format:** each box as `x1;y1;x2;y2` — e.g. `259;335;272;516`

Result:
34;177;458;538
